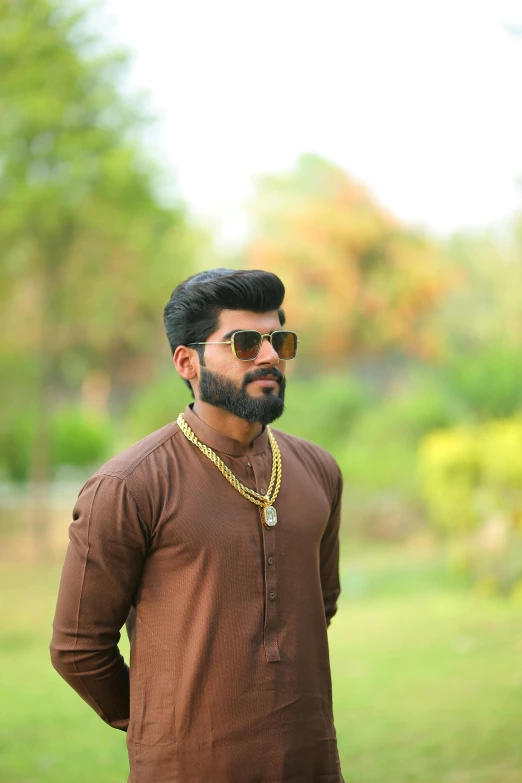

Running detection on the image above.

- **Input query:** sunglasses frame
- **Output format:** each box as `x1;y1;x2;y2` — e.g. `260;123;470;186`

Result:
188;329;299;361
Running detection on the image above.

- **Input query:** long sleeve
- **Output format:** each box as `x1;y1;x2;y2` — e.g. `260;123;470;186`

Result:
50;473;149;731
320;468;343;627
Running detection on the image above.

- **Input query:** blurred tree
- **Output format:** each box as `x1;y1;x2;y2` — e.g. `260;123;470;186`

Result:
439;227;522;352
433;224;522;419
0;0;200;550
246;154;450;367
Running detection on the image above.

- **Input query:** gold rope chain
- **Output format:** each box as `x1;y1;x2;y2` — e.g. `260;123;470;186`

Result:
176;413;282;510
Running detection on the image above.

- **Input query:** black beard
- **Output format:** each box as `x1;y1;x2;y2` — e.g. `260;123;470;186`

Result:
198;366;286;426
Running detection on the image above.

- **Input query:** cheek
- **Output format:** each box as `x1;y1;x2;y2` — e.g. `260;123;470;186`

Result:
204;352;248;384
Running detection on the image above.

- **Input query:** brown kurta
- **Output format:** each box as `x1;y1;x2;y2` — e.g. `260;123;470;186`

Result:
50;404;344;783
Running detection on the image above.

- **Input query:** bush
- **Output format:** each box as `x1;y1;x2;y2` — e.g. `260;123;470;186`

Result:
0;405;111;482
0;409;36;482
418;416;522;594
339;435;418;495
382;373;461;438
335;374;461;497
442;344;522;419
51;406;112;470
278;373;369;453
418;428;480;533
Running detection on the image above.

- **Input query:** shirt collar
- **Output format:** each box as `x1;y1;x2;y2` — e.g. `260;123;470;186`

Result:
182;403;270;457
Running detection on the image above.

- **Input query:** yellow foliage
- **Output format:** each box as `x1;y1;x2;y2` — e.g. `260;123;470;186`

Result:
419;416;522;594
418;428;480;532
480;418;522;489
419;418;522;533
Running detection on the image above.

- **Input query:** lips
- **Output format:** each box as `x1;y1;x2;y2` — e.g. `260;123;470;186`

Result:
249;373;279;382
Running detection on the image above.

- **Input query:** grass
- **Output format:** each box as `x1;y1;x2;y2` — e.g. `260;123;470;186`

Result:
331;546;522;782
1;544;522;782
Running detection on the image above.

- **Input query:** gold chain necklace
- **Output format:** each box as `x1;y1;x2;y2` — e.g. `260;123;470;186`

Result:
177;413;282;528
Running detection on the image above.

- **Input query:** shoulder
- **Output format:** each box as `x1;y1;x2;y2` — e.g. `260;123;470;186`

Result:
77;421;184;522
270;428;342;494
95;421;182;481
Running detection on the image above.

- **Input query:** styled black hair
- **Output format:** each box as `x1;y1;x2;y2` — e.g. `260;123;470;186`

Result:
163;268;286;390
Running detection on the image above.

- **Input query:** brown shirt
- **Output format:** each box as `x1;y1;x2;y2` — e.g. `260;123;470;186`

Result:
50;404;344;783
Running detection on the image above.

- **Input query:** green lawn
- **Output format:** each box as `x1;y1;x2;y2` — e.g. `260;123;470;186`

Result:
1;546;521;782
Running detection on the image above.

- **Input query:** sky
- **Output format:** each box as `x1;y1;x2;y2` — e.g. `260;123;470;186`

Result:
101;0;522;246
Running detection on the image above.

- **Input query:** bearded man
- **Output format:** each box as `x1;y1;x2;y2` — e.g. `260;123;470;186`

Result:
50;268;344;783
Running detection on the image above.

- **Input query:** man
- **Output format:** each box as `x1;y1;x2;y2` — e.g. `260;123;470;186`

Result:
50;268;344;783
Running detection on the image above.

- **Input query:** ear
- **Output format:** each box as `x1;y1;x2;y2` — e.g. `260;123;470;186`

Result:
173;345;199;384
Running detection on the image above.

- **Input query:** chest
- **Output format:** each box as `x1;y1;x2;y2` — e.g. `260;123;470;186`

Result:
149;445;332;568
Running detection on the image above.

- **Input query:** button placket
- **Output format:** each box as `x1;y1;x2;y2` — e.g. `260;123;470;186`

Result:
262;524;280;662
250;453;280;662
249;453;270;497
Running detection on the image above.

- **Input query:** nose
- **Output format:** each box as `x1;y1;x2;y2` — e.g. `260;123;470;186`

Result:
255;335;280;367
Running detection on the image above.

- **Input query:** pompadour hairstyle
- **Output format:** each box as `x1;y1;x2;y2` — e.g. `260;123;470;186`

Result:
163;268;286;390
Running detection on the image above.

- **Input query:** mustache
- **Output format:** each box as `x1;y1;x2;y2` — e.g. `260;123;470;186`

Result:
242;367;285;388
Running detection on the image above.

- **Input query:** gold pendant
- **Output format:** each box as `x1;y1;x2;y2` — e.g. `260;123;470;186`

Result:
262;506;278;528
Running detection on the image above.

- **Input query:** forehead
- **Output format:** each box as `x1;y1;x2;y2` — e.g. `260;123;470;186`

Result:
215;309;282;335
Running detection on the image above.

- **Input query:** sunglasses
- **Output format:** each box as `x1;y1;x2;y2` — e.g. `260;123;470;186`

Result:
188;329;299;361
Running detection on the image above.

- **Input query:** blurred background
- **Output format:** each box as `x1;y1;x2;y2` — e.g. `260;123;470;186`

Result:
2;1;522;781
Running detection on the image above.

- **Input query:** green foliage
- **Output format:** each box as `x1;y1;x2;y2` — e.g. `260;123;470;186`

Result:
333;371;460;496
51;406;111;470
277;373;368;452
340;434;418;495
0;0;201;488
442;344;522;418
116;370;192;449
0;0;193;366
0;410;36;483
440;228;522;352
0;352;39;481
0;404;111;482
382;373;461;436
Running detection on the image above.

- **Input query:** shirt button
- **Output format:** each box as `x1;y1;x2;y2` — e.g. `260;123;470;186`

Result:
269;591;276;601
260;487;266;495
267;556;274;565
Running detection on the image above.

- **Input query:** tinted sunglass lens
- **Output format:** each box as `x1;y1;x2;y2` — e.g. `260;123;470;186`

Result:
273;331;297;359
233;331;262;360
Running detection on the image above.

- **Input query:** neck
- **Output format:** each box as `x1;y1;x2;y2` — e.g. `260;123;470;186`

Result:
192;401;264;453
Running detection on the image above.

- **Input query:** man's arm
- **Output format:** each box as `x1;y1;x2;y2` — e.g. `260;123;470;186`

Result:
50;473;148;731
320;467;343;627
